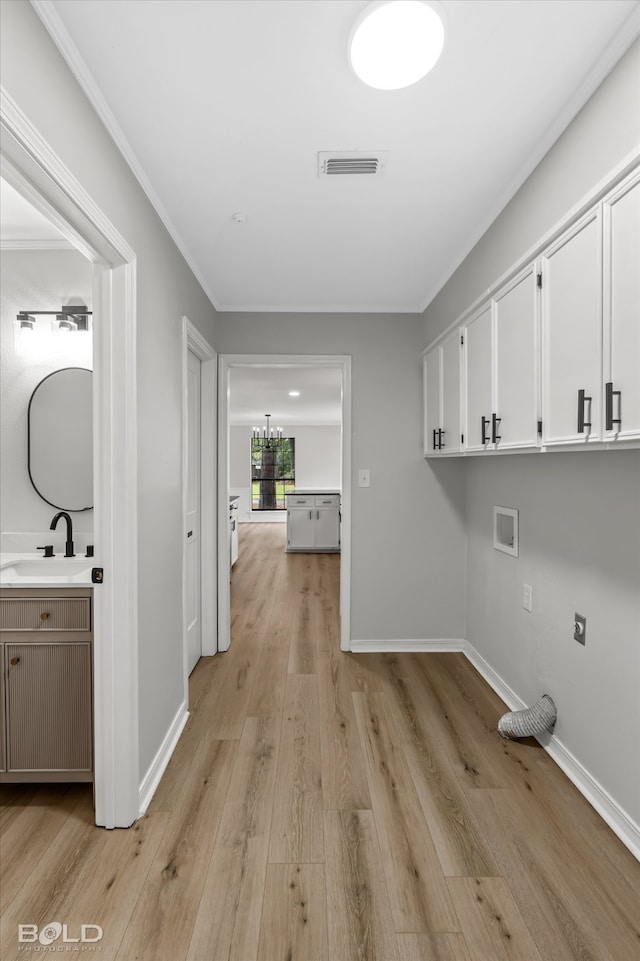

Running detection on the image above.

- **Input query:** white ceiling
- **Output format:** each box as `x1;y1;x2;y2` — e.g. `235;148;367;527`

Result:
34;0;640;313
229;366;343;426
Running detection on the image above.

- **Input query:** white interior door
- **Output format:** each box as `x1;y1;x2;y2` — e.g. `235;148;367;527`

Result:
186;348;202;674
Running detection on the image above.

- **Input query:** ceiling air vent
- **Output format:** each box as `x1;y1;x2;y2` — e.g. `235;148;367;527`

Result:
318;151;388;177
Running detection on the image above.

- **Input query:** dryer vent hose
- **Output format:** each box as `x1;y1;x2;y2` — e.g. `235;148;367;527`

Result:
498;694;557;740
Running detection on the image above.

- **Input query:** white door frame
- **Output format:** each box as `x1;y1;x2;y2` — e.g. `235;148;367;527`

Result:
182;319;217;702
1;88;139;828
217;354;351;653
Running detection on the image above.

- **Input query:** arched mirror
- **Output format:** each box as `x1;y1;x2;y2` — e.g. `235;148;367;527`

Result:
28;367;93;511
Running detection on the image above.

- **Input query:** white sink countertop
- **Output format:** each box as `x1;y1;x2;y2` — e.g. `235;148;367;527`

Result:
0;553;94;588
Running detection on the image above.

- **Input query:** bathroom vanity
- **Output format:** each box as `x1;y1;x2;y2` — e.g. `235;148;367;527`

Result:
0;572;93;783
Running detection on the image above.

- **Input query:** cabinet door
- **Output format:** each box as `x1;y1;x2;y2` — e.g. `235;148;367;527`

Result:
287;508;313;550
423;346;442;454
494;265;540;449
603;171;640;441
5;642;92;773
314;508;340;550
542;209;602;445
440;328;462;453
463;304;492;450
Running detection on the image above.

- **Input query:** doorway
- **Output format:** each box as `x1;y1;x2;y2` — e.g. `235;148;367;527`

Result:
2;94;139;828
217;354;352;654
182;318;217;696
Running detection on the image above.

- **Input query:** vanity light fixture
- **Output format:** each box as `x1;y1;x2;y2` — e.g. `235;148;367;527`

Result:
15;305;92;334
349;0;445;90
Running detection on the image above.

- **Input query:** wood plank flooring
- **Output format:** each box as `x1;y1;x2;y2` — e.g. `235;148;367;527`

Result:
1;521;639;960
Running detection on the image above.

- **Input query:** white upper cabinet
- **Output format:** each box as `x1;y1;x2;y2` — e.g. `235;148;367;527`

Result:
423;158;639;459
494;264;540;449
423;326;462;455
541;208;602;446
463;303;493;450
603;169;640;443
462;264;540;453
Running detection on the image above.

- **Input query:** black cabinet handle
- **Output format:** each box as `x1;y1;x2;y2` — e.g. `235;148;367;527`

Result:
432;428;438;450
577;389;592;433
492;413;502;444
481;416;490;445
605;381;622;431
438;429;445;449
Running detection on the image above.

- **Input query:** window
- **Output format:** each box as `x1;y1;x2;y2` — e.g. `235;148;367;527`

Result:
251;438;295;510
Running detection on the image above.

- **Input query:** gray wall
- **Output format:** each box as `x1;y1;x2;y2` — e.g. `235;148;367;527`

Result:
1;1;218;782
216;313;467;641
423;39;640;825
1;248;94;540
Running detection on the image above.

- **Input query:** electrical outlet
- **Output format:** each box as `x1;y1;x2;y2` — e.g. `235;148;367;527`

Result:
523;584;532;613
358;469;370;488
574;613;586;644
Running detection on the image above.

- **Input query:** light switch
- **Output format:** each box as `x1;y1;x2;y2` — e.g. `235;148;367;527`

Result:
358;469;370;488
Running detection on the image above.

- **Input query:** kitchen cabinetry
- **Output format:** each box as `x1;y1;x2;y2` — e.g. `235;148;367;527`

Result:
286;493;340;552
0;589;93;782
423;326;462;454
462;264;540;452
603;168;640;443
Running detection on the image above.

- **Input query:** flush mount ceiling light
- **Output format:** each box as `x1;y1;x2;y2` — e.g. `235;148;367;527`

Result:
288;390;300;397
349;0;445;90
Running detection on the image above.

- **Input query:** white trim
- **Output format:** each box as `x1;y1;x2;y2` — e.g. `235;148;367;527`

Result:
215;302;423;314
1;86;139;829
464;642;640;861
0;238;74;250
138;701;189;817
218;354;351;654
350;639;465;653
31;0;221;313
182;318;217;697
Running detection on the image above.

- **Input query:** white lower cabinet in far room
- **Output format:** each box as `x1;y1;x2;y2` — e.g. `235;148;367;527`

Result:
286;493;341;552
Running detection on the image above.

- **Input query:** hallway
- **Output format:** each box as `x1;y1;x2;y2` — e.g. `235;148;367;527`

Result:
1;523;638;960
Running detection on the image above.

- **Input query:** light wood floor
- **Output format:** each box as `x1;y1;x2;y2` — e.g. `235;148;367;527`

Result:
1;522;639;960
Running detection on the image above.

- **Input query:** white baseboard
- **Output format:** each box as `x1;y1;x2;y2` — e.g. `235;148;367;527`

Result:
464;641;640;861
138;701;189;816
349;638;465;653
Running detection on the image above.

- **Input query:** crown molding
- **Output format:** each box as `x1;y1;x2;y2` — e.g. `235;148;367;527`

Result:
0;238;75;250
30;0;221;311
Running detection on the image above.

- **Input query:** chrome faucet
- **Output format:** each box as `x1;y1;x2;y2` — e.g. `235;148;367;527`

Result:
50;511;75;557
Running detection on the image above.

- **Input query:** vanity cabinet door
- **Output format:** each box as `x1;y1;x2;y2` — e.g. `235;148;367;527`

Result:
5;642;93;774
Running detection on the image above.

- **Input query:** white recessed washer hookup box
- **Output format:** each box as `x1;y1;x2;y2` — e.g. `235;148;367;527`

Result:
494;506;519;557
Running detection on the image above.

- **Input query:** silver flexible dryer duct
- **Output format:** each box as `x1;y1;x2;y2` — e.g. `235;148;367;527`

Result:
498;694;557;740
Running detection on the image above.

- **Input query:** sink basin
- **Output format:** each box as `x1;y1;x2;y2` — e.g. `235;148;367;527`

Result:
0;556;93;586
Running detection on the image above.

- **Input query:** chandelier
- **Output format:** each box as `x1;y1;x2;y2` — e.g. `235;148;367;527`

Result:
252;414;284;449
